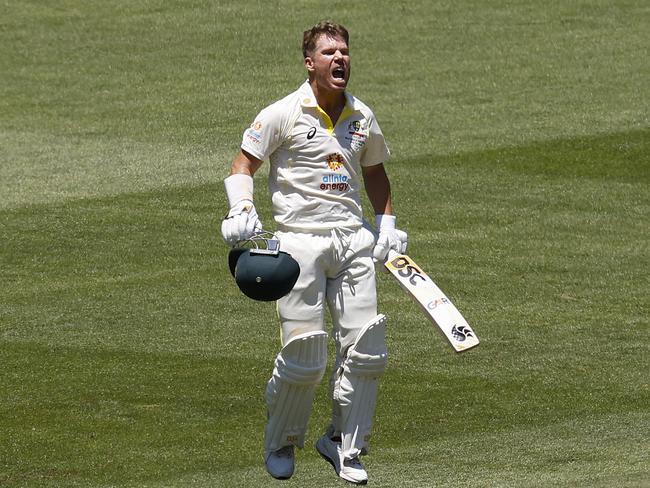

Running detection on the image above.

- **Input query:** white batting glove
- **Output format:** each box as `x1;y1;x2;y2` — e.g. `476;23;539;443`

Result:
221;200;263;245
221;174;263;246
372;214;408;263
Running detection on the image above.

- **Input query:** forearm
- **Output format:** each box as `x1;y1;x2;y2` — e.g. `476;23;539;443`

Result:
224;150;263;207
362;163;393;216
364;163;407;260
230;150;263;177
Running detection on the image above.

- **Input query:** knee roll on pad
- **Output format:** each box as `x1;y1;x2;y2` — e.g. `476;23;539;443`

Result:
333;314;388;459
265;330;328;451
272;330;329;387
343;314;388;377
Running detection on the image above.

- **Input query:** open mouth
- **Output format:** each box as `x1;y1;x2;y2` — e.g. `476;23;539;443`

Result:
332;67;346;79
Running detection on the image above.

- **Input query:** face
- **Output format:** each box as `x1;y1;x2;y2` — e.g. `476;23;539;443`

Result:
305;34;350;94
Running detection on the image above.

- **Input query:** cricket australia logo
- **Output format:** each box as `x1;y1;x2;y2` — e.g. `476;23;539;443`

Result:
349;120;361;132
451;325;474;342
346;120;367;150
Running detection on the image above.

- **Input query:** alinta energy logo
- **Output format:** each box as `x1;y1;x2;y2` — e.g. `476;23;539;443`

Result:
326;153;344;171
321;153;349;192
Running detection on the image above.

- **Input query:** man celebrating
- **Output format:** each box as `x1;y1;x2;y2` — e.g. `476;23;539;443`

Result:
221;21;407;484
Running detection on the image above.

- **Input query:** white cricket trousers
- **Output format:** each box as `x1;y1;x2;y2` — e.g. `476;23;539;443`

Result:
264;225;386;455
276;226;378;351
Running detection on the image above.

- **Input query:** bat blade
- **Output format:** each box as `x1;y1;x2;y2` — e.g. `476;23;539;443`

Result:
384;252;479;352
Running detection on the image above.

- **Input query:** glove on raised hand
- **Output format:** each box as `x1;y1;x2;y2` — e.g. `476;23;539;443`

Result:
372;214;408;262
221;174;263;246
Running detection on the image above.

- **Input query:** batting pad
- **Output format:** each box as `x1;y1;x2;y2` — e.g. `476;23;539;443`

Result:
333;314;388;460
265;330;328;452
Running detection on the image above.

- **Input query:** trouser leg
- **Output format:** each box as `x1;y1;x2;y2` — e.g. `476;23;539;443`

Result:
267;231;329;451
326;227;387;459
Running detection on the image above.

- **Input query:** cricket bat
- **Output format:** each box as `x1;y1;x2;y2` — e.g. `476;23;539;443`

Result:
384;250;479;352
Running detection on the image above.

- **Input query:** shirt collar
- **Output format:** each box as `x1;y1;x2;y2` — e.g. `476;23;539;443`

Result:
299;80;359;112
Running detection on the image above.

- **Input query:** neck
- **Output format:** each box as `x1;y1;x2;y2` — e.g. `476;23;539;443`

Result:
310;81;346;124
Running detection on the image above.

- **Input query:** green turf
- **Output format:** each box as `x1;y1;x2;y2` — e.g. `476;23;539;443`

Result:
1;1;649;487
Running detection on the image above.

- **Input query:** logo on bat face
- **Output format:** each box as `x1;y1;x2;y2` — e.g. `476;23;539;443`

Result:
389;256;427;286
451;325;474;342
427;297;450;310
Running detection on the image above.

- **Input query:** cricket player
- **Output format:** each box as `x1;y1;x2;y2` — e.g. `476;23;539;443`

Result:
221;21;407;484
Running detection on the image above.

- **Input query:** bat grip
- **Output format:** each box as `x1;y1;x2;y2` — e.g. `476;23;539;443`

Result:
386;249;400;260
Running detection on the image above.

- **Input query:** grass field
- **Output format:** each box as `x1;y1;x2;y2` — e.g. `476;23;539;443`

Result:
1;1;649;487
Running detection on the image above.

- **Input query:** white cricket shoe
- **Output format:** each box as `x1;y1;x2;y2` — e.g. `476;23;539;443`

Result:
316;435;368;485
264;445;295;480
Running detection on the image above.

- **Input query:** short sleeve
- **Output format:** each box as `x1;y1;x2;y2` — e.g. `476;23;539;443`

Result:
241;104;285;161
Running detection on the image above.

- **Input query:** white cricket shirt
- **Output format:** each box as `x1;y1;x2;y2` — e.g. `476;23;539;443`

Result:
241;81;390;232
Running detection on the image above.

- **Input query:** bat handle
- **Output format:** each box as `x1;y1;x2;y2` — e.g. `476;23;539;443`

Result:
386;249;400;260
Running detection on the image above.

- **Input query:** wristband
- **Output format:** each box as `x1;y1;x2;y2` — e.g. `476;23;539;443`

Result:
224;173;254;207
375;214;396;230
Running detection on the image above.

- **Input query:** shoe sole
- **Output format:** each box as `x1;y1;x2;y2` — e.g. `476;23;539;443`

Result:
316;439;367;485
269;474;292;480
265;465;294;480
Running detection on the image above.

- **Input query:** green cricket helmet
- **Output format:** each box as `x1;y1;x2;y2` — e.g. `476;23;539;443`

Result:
228;232;300;301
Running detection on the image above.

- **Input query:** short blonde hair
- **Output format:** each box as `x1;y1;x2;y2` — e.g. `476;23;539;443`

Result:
302;21;349;58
